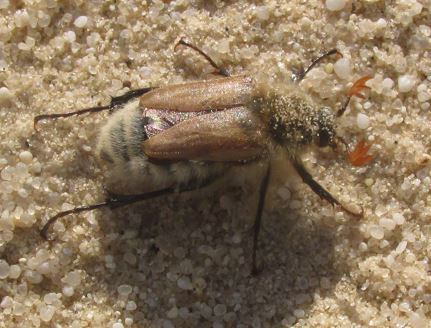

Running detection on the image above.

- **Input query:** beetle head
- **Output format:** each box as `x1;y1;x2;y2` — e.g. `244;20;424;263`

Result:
314;107;337;149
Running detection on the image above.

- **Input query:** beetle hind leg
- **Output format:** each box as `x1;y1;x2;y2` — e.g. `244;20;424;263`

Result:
174;37;230;77
40;186;177;240
34;87;154;130
109;87;155;110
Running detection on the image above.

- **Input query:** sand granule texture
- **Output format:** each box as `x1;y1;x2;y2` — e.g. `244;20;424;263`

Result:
0;1;430;327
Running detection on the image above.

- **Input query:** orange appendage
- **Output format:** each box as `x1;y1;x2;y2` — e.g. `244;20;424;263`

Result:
335;50;343;59
348;75;373;99
348;139;373;166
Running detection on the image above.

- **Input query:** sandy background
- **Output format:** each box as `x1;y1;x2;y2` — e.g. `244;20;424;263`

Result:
1;0;431;327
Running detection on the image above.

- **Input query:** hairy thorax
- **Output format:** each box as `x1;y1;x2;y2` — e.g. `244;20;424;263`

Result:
250;82;337;157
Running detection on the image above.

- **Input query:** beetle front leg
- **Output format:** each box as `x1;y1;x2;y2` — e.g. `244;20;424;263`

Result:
174;37;230;77
291;49;341;83
251;163;271;275
292;159;362;217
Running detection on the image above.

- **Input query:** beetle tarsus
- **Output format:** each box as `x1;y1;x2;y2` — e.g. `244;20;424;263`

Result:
292;48;341;83
175;37;230;77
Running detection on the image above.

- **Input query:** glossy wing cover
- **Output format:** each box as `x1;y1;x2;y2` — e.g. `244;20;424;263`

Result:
142;107;269;162
141;75;269;162
140;76;255;112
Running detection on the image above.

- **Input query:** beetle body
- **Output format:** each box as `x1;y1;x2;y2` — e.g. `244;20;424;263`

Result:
35;41;372;273
96;75;336;195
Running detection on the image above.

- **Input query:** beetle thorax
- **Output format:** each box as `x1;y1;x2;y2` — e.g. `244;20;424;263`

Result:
255;94;336;153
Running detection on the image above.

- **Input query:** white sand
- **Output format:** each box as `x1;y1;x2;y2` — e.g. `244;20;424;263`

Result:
0;0;430;327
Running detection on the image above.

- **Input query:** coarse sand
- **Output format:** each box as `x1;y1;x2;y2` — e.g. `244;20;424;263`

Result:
0;1;430;327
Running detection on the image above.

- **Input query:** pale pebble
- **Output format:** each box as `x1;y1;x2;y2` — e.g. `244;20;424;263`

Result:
0;260;10;279
39;305;56;322
398;75;416;93
395;240;408;254
19;151;33;164
369;225;384;240
0;87;12;100
379;218;396;231
334;58;351;79
74;16;88;28
325;0;347;11
392;213;405;225
357;113;370;129
117;284;133;296
112;323;124;328
62;286;74;297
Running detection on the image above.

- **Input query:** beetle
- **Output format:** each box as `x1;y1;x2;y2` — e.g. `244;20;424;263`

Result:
34;38;373;274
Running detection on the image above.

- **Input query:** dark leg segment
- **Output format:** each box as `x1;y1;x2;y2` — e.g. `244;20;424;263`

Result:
34;87;154;129
174;37;230;77
337;95;353;118
291;49;341;83
109;87;154;108
251;164;271;275
292;159;361;217
40;186;176;240
40;172;223;241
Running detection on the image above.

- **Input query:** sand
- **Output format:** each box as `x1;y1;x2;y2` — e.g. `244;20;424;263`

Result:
0;0;430;327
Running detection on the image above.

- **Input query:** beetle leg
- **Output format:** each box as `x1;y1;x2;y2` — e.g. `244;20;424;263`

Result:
291;49;341;83
292;159;341;207
292;159;362;217
251;163;271;275
40;172;223;241
109;87;155;110
34;104;111;130
174;37;230;77
40;186;177;240
34;87;155;130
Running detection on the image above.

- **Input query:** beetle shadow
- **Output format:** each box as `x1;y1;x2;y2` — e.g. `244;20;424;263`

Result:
75;185;347;327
